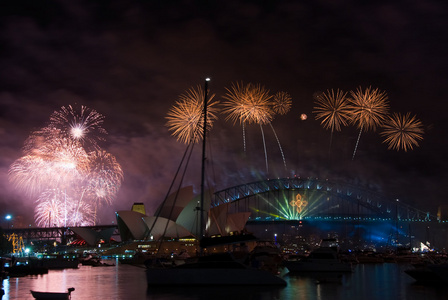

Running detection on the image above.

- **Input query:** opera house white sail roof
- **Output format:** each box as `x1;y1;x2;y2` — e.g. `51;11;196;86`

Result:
115;186;251;242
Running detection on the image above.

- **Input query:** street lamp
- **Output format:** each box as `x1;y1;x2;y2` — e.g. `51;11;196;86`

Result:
5;214;12;229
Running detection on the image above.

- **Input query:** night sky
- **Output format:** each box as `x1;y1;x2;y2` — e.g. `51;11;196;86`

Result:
1;0;447;226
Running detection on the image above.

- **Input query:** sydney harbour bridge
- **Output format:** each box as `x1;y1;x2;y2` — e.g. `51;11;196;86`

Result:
212;177;446;250
4;177;448;250
213;177;434;222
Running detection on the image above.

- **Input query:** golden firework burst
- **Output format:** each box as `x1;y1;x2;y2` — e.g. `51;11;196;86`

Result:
222;81;273;125
165;85;218;144
348;86;390;131
313;89;351;132
380;112;424;151
272;91;292;115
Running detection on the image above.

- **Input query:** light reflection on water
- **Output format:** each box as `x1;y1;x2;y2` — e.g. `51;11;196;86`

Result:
2;261;448;300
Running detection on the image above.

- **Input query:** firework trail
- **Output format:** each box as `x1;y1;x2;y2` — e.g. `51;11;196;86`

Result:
268;122;287;171
380;112;424;151
221;81;251;152
270;91;291;170
222;82;273;172
70;196;95;227
222;82;291;173
166;85;219;144
258;125;269;172
313;89;351;155
9;105;123;227
34;188;94;227
348;86;390;160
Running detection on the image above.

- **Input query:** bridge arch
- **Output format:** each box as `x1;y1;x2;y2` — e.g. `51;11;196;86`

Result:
213;177;434;222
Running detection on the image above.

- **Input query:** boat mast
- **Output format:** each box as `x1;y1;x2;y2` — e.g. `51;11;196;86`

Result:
200;77;210;250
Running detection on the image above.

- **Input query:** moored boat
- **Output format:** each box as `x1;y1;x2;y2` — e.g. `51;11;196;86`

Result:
404;264;445;284
31;254;79;269
284;238;353;273
146;252;287;286
30;287;75;300
3;257;48;277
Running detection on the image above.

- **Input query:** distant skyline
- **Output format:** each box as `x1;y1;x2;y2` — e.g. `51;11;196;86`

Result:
1;0;447;226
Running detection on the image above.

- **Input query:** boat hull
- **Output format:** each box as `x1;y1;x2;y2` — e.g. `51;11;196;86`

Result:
404;267;446;284
285;240;353;273
30;287;74;300
146;266;287;286
30;256;79;270
284;260;353;273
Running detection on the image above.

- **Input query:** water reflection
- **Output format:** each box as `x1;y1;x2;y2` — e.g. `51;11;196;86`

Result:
283;264;448;300
147;286;283;300
3;262;448;300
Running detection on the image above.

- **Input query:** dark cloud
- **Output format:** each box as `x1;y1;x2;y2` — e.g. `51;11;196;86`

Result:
1;0;447;226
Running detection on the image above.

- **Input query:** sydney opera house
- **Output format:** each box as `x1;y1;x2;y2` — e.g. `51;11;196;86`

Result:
111;186;255;256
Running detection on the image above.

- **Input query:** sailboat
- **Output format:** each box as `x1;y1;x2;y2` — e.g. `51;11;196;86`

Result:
145;78;287;286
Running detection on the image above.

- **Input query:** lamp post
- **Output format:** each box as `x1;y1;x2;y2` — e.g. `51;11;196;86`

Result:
5;214;12;229
199;77;210;255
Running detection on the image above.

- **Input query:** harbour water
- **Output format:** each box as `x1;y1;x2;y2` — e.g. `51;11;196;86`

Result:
2;261;448;300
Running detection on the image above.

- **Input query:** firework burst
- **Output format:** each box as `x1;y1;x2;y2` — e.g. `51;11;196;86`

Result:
222;81;273;125
9;105;122;227
313;89;351;156
272;91;292;115
348;86;390;159
9;134;90;197
34;188;95;227
222;82;288;173
49;105;107;151
34;189;68;227
380;112;424;151
87;149;124;223
313;89;351;132
349;86;390;131
166;85;219;144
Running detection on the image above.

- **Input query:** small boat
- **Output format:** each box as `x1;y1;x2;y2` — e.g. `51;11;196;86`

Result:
80;254;115;267
404;265;445;284
384;247;422;264
146;252;287;286
91;260;116;267
4;257;48;277
80;253;101;266
31;254;79;270
30;287;75;300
